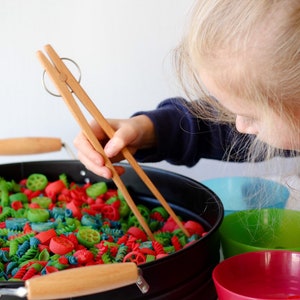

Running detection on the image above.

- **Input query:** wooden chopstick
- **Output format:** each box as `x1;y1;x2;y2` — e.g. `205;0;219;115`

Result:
36;50;154;240
37;44;190;238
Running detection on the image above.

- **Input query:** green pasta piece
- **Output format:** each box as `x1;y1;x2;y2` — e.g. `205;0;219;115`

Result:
0;261;4;271
0;210;12;222
154;232;172;246
9;240;18;257
163;245;175;254
18;247;38;264
38;249;50;262
0;179;10;207
48;260;69;270
12;233;35;244
18;258;39;268
146;254;156;262
101;252;113;264
59;173;69;188
0;228;9;236
31;263;44;272
179;235;188;246
115;245;128;262
103;241;119;248
0;238;9;248
65;217;81;228
88;247;99;256
55;223;76;235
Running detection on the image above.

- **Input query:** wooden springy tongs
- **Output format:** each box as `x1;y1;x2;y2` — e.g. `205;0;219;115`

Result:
36;44;190;240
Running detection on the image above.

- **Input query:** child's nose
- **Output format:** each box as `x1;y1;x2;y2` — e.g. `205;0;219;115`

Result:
235;115;258;135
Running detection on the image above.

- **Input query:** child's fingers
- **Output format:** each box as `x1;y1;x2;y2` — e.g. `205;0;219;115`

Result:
76;150;111;178
73;132;110;178
104;120;139;158
73;132;104;164
104;136;126;158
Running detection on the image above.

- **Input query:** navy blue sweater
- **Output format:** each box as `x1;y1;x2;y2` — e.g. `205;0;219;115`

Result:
133;98;255;167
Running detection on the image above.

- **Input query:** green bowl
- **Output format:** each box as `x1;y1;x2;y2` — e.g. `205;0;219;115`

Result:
220;208;300;258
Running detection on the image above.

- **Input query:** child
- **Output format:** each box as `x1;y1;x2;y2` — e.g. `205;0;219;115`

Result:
74;0;300;179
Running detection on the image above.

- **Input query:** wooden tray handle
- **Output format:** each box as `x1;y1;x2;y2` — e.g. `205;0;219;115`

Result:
0;137;62;155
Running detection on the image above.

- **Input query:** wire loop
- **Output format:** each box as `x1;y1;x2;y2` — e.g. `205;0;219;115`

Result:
42;57;81;97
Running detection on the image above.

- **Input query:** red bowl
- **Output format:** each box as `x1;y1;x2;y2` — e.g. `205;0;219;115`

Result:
213;250;300;299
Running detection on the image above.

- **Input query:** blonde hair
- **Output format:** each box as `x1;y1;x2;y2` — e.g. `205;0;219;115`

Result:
175;0;300;160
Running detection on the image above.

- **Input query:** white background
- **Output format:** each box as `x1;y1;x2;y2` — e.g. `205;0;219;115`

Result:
1;0;299;182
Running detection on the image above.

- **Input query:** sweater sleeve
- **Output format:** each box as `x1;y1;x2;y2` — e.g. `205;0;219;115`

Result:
133;97;252;166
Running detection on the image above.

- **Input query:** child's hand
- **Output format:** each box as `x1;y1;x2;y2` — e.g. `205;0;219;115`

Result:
73;115;156;179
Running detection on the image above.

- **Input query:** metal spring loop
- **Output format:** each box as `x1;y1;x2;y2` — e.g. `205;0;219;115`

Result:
42;57;81;97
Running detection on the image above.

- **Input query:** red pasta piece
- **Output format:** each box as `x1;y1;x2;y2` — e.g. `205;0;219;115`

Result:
171;235;182;251
139;247;156;256
184;220;205;235
66;200;82;219
101;204;120;221
22;267;37;280
13;265;27;279
45;266;59;274
49;236;75;255
123;251;146;265
35;229;57;244
127;227;147;242
152;241;165;255
161;217;178;232
11;201;23;210
45;180;66;200
23;222;33;234
117;235;128;245
74;249;94;264
150;211;165;222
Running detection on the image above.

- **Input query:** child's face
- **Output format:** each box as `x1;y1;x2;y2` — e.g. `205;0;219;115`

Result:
200;71;300;151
